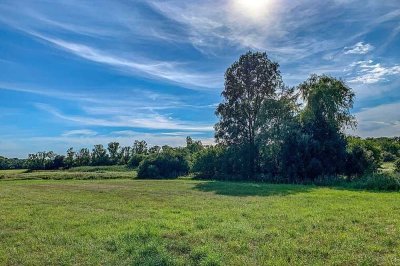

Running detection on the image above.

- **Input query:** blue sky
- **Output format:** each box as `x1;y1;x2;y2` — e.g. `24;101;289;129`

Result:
0;0;399;158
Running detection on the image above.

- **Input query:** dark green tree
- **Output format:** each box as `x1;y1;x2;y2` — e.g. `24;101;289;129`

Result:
133;140;148;155
298;74;356;178
107;142;120;164
91;144;109;166
75;148;91;166
64;148;75;169
215;51;283;178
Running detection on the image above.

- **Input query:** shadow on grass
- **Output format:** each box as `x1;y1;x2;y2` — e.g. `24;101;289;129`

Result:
193;181;313;197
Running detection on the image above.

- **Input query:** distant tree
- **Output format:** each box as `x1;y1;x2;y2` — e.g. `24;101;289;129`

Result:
215;51;283;178
75;148;91;166
133;140;148;155
162;145;173;153
107;142;120;165
118;146;131;165
186;136;203;153
91;144;109;166
64;148;75;169
148;145;161;154
52;155;65;169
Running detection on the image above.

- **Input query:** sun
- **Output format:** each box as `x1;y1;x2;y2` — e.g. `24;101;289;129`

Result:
231;0;275;21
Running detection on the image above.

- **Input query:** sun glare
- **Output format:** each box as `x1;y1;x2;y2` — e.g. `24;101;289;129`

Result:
232;0;275;20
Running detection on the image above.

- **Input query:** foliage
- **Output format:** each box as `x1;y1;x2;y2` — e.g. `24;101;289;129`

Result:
192;145;225;178
107;142;120;165
137;149;189;179
350;173;400;191
345;136;381;176
91;144;109;166
127;154;145;169
75;148;91;166
215;51;283;177
133;140;148;155
395;159;400;173
0;156;26;170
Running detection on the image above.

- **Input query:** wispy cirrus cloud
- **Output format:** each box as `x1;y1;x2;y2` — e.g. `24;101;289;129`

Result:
31;34;221;90
35;103;213;132
62;129;97;137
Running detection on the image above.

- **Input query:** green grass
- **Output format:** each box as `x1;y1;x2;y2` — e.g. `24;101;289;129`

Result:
1;179;399;265
0;167;136;180
0;169;29;178
68;165;131;172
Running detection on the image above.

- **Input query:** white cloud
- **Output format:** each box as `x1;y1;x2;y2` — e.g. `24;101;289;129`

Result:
62;129;97;137
31;34;221;90
348;60;400;84
344;42;374;54
35;103;213;132
351;102;400;137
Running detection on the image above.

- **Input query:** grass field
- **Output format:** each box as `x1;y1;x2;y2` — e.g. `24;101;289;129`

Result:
1;178;399;265
0;166;135;180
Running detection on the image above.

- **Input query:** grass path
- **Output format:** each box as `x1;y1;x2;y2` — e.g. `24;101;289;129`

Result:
1;179;399;265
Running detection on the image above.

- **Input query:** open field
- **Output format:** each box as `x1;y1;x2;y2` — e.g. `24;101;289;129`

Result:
1;178;399;265
0;166;135;180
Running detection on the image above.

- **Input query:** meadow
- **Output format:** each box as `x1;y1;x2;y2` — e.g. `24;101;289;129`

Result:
1;173;400;265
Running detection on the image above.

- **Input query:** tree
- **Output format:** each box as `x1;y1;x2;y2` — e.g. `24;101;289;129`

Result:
186;136;203;153
256;91;299;175
299;74;356;178
119;146;131;165
215;51;283;178
107;142;120;165
148;145;161;154
91;144;109;166
75;148;91;166
133;140;148;155
64;148;75;169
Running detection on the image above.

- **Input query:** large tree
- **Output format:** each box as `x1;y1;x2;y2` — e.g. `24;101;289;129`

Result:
298;74;356;178
215;51;283;177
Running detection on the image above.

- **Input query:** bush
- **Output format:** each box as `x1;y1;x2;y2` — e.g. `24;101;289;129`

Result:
192;146;224;179
127;154;145;168
382;151;397;162
351;173;400;191
345;144;380;177
137;150;189;179
192;145;253;181
395;159;400;173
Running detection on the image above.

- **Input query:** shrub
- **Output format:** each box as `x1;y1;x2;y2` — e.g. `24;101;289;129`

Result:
395;159;400;173
192;146;224;178
351;173;400;191
345;144;380;177
137;150;189;179
127;154;145;168
382;151;397;162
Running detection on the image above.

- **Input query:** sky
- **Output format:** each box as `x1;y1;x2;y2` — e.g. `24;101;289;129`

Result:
0;0;399;158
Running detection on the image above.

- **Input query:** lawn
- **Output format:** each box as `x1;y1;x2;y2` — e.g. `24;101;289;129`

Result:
1;178;399;265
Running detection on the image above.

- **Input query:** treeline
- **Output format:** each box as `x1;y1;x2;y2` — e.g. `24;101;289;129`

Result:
1;135;399;178
1;52;400;185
